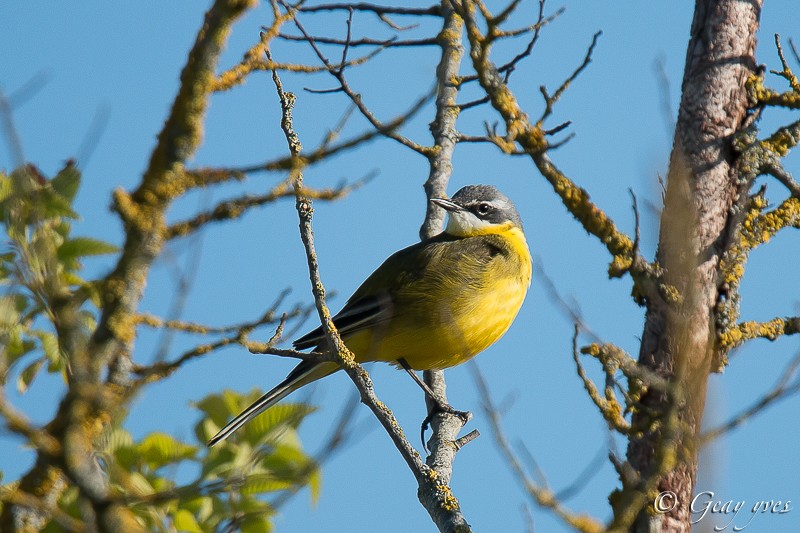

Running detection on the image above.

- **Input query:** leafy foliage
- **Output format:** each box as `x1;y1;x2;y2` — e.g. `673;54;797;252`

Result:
0;165;321;532
0;163;115;392
67;392;319;533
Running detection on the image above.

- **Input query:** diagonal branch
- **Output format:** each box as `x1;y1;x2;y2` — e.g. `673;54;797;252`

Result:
454;1;652;287
165;177;368;239
470;363;604;533
267;50;471;532
700;351;800;444
280;1;432;155
297;3;442;17
1;4;258;531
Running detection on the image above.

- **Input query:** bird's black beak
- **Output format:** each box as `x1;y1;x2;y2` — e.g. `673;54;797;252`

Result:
431;197;463;212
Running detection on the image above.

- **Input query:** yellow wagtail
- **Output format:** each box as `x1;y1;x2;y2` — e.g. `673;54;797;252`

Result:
208;184;532;447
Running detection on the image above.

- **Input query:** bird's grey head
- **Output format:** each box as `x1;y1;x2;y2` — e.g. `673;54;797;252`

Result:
432;184;524;237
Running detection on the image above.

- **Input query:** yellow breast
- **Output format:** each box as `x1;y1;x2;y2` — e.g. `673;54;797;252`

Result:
345;225;532;370
439;225;531;367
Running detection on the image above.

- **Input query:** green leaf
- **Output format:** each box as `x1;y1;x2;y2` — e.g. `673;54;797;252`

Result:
243;402;316;446
137;432;197;470
127;472;155;497
193;394;229;426
5;330;36;368
0;295;22;326
199;443;238;479
180;496;213;523
260;443;319;486
17;357;45;394
173;509;203;533
60;272;84;286
34;330;62;371
41;190;79;219
195;417;220;445
103;427;134;455
113;444;139;471
240;516;273;533
241;474;295;495
0;172;12;206
50;164;80;202
58;237;118;260
194;389;252;429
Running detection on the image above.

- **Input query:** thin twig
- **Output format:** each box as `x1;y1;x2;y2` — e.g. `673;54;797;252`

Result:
700;351;800;444
280;0;431;155
165;176;372;240
298;3;441;17
470;362;604;533
539;31;602;124
267;46;471;532
278;33;437;47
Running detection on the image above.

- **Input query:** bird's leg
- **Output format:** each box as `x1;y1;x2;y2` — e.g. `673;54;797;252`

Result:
397;359;471;450
398;358;438;399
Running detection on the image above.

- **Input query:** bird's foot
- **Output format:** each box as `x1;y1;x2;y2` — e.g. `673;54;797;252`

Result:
420;400;472;452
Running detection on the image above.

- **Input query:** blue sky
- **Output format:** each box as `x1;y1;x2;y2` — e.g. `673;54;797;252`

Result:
2;2;799;532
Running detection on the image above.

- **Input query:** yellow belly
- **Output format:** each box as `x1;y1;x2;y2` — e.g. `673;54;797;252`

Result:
343;227;531;370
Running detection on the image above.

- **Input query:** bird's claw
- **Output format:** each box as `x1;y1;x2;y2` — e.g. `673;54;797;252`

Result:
420;400;472;452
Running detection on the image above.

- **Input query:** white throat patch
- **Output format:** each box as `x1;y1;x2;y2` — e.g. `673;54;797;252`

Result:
445;209;493;237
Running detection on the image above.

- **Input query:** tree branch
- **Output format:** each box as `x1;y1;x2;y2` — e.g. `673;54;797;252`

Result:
267;50;472;533
280;1;432;156
1;2;257;531
470;363;604;533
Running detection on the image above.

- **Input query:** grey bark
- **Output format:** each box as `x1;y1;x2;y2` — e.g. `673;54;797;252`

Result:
627;1;762;532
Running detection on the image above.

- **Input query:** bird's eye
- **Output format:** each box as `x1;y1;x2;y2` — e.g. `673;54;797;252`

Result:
476;203;491;216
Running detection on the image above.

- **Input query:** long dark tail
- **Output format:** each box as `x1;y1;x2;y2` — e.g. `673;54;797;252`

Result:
207;361;329;447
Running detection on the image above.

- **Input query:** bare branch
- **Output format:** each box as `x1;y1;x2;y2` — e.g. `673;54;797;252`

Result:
165;177;369;239
572;326;631;433
279;33;437;47
268;49;472;532
280;1;432;155
653;55;676;138
721;316;800;351
499;2;564;77
765;161;800;198
770;34;800;93
2;3;258;530
701;351;800;444
0;391;61;457
457;3;565;88
718;192;800;354
746;73;800;109
539;31;601;125
135;289;292;335
0;89;25;168
0;487;82;533
132;301;312;384
297;3;441;17
455;2;646;289
555;444;610;501
470;363;604;533
270;392;362;509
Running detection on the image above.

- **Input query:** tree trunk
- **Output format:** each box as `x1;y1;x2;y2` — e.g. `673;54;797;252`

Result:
627;1;762;532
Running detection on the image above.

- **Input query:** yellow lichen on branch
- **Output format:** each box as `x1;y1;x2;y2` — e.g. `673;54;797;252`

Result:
456;0;635;278
720;317;800;351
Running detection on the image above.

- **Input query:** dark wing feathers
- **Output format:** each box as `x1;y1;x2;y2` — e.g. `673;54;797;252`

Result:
292;233;503;350
292;293;391;350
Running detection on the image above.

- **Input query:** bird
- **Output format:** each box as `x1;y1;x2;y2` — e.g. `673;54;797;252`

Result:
208;184;532;447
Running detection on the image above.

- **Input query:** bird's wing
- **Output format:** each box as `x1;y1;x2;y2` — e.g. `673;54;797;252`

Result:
292;233;500;350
